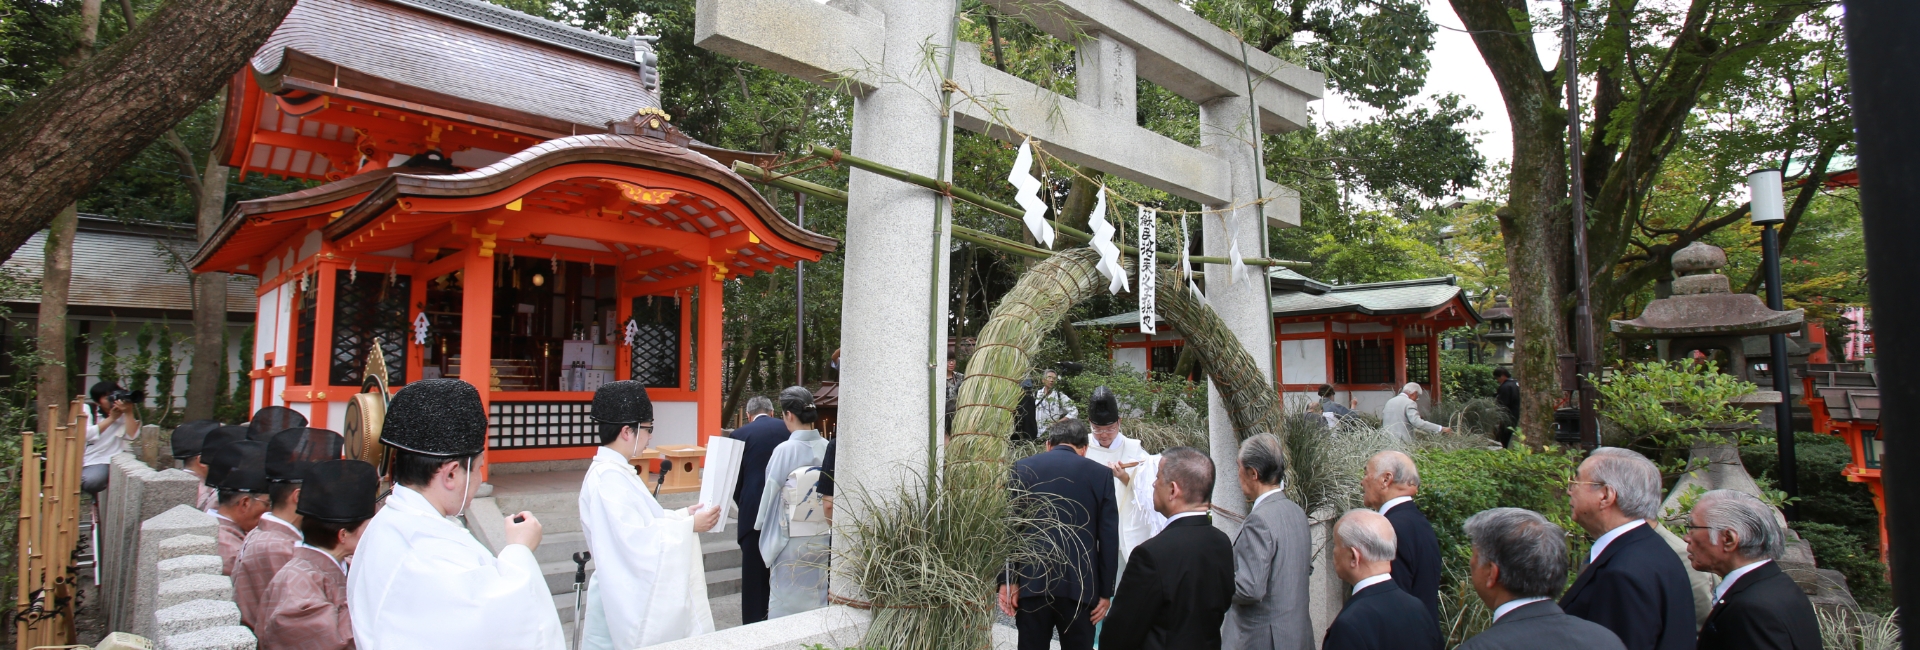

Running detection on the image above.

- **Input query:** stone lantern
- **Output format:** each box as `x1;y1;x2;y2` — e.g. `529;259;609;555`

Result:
1480;295;1515;367
1611;241;1804;382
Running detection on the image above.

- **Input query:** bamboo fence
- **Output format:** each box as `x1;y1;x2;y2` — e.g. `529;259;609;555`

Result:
15;398;86;649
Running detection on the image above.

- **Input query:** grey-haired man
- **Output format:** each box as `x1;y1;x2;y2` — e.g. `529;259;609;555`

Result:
1457;508;1624;650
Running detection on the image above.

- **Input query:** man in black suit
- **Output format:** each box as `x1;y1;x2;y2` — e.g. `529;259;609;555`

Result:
728;395;790;624
1097;446;1232;650
1685;490;1821;649
1561;448;1697;650
1493;368;1519;447
997;419;1118;650
1458;507;1626;650
1322;509;1442;650
1361;450;1442;625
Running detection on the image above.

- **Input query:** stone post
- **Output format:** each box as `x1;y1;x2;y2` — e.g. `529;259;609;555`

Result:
1076;32;1136;115
828;0;955;601
106;453;202;633
1198;96;1275;534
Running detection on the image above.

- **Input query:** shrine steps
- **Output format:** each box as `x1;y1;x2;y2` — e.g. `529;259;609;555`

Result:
475;465;752;636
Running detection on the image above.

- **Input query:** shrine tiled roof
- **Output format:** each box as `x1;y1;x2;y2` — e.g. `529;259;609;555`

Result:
5;216;258;317
250;0;660;134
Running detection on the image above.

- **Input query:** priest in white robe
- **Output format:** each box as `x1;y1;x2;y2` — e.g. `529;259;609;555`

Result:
756;386;832;619
347;379;563;650
1082;387;1166;570
578;381;721;648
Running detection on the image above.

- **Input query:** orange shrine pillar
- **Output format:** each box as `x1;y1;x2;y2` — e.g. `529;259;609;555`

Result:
460;248;496;406
697;273;723;447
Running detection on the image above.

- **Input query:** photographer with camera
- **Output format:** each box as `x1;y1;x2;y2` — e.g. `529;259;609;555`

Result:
81;381;143;496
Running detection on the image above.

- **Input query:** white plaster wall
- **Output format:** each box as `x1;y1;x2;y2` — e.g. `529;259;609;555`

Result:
1350;390;1398;415
1113;348;1148;374
62;319;251;409
1347;322;1391;334
1279;338;1326;385
653;401;699;447
327;401;348;429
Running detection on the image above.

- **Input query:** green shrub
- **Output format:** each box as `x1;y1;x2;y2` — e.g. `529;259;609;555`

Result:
1795;521;1892;613
1595;360;1760;447
1441;361;1499;402
1414;445;1585;573
1052;353;1206;426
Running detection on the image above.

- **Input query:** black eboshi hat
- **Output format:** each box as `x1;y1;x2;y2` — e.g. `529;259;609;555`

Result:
266;428;345;483
1089;386;1120;426
296;460;379;523
171;419;223;460
207;439;270;493
591;380;654;425
248;406;309;441
379;379;488;457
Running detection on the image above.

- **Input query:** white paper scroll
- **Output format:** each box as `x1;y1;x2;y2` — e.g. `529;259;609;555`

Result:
1008;139;1055;248
624;319;641;347
1181;216;1202;301
1138;207;1157;335
1225;213;1250;285
698;436;745;533
1088;187;1129;294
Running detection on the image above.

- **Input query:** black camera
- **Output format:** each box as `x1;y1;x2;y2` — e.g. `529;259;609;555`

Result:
109;389;146;404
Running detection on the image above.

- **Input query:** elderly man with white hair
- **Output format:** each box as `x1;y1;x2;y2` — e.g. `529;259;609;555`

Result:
1321;509;1442;650
1560;448;1696;650
1380;382;1449;440
1362;451;1442;626
1684;490;1821;650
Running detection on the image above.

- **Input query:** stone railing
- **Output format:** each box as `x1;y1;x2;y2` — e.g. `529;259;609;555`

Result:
134;505;258;650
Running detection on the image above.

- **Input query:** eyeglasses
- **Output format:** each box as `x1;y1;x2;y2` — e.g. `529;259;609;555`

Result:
1565;480;1607;494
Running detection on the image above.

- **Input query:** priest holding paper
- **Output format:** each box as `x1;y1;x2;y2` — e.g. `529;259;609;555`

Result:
1084;387;1165;571
578;380;721;648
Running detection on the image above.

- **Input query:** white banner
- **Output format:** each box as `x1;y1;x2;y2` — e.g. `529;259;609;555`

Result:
1181;215;1201;302
1088;187;1129;294
1138;207;1157;334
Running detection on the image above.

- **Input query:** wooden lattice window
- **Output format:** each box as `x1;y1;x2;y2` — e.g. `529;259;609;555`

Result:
329;270;411;386
1406;343;1430;385
629;296;681;388
1349;339;1394;384
488;401;597;449
294;280;317;386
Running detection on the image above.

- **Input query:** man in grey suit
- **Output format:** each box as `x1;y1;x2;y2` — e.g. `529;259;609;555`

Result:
1458;508;1625;650
1222;434;1311;650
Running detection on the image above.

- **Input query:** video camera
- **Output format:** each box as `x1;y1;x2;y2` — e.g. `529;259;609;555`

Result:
108;389;147;405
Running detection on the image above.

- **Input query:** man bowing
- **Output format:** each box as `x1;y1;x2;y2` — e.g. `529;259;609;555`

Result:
347;379;561;650
579;381;722;648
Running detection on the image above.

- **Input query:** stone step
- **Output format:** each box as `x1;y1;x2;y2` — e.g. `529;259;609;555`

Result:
532;531;590;567
537;537;741;594
705;567;742;598
703;540;742;571
550;567;743;622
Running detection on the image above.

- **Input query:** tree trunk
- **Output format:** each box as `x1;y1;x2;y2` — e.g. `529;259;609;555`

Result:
1058;167;1106;233
720;339;760;428
1449;0;1571;447
185;161;230;420
0;0;299;262
37;206;79;430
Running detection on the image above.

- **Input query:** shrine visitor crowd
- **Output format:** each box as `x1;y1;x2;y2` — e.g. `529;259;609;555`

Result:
100;370;1823;650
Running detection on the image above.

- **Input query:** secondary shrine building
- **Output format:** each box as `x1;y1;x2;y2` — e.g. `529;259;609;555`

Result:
189;0;834;468
1079;269;1479;412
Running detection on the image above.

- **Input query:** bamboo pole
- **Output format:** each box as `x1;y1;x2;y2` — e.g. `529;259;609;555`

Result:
804;145;1310;268
734;159;1309;270
17;431;36;649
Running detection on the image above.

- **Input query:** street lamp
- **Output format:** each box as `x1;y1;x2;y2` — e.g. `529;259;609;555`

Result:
1749;169;1796;516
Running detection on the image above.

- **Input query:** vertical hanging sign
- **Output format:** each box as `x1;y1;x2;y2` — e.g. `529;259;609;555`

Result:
1138;207;1158;335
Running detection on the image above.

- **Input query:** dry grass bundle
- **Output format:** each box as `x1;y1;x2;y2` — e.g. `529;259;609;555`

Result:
1151;266;1285;441
1282;410;1406;520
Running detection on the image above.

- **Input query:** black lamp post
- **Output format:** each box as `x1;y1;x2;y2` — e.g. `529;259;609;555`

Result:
1749;169;1797;517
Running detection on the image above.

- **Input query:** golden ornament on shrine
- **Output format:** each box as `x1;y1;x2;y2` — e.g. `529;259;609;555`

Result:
608;179;677;205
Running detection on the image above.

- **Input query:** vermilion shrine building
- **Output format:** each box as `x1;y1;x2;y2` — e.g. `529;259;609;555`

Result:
1079;269;1479;411
189;0;833;470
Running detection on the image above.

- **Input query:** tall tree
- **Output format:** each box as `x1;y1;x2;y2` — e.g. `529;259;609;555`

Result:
35;0;104;428
0;0;299;263
1447;0;1841;445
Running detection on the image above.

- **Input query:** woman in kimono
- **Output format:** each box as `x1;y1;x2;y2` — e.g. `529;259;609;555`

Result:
757;386;832;618
257;459;377;650
577;380;722;648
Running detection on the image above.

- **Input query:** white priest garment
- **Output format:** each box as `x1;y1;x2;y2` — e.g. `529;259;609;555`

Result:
347;484;564;650
578;447;714;649
1083;433;1160;566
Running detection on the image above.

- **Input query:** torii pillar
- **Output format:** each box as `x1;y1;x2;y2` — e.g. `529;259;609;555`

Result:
698;2;1322;601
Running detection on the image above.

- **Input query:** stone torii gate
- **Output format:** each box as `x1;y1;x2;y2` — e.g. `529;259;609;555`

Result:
695;0;1322;592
